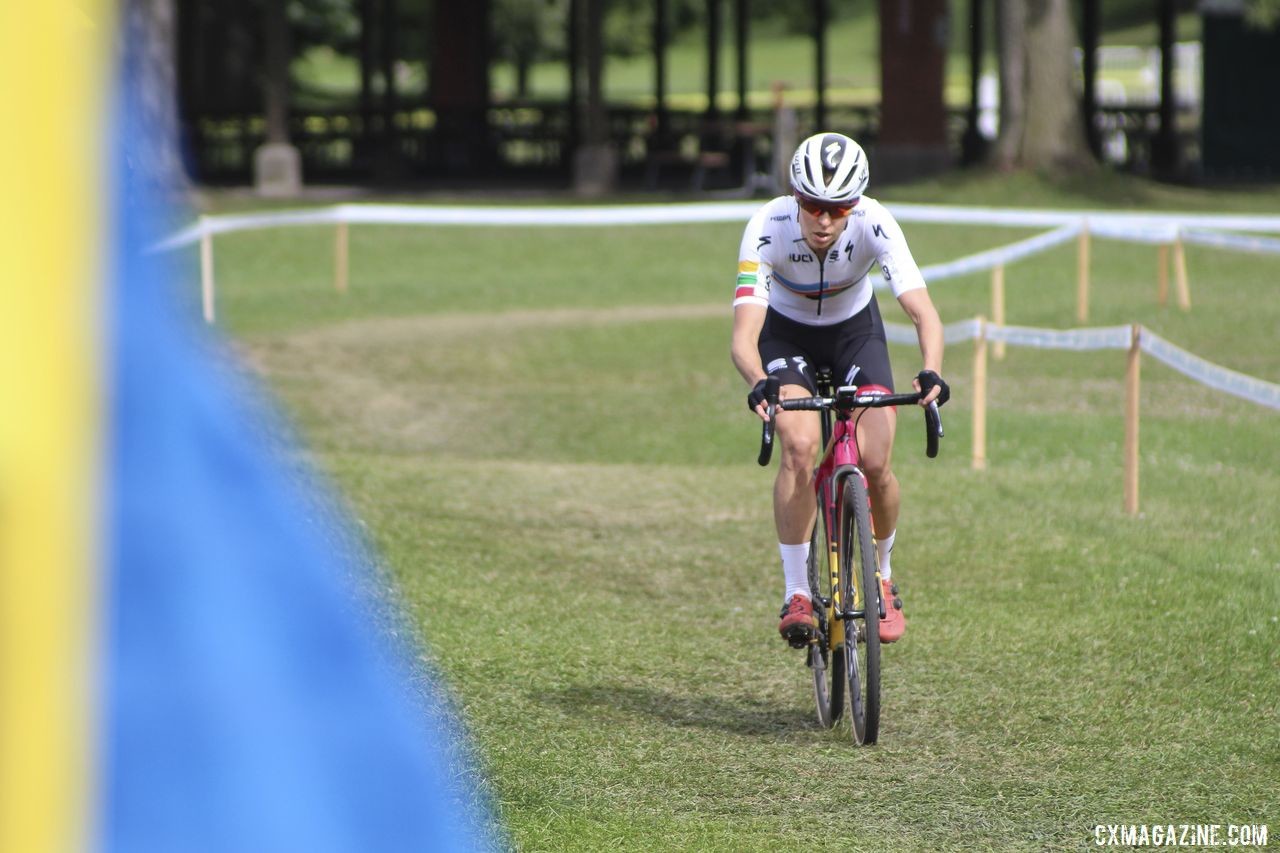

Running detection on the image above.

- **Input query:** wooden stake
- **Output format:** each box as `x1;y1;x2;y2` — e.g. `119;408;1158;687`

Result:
1124;324;1141;516
334;221;349;294
991;263;1006;360
200;223;215;324
1076;223;1090;323
972;317;988;471
1157;243;1169;306
1173;232;1190;311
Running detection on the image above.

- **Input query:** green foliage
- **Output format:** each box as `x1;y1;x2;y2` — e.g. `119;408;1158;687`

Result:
1245;0;1280;29
288;0;360;53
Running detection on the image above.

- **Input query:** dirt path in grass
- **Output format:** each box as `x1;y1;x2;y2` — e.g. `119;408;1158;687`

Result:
249;303;727;351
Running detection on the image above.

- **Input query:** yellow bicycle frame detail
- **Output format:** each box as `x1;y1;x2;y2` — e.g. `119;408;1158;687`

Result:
827;546;845;646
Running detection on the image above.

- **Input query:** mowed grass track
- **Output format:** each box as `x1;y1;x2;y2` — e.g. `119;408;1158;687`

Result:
207;202;1279;850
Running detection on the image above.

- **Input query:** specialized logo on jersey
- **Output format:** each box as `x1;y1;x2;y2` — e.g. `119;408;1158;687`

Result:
873;224;887;239
757;235;772;250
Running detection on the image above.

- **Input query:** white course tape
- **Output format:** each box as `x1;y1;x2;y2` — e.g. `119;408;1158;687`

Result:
885;320;1132;351
1086;221;1181;245
986;323;1133;350
1140;329;1280;410
1180;228;1280;256
869;224;1080;290
943;318;984;345
886;203;1280;234
887;318;1278;411
155;201;1280;252
922;223;1081;281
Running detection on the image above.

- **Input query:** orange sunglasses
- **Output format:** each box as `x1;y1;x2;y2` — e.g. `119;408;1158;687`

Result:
795;194;858;218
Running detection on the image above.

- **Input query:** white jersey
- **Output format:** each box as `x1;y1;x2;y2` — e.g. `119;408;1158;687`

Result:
732;195;926;326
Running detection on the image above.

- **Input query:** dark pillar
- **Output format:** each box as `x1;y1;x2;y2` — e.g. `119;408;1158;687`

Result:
1081;0;1101;159
567;0;580;159
813;0;828;131
261;0;289;144
877;0;950;181
572;0;617;194
735;0;749;121
583;0;606;145
380;0;398;155
705;0;722;123
358;0;375;146
653;0;669;141
1153;0;1178;175
961;0;986;164
253;0;301;195
429;0;491;172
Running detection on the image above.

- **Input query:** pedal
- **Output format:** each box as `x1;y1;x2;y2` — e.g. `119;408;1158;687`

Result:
782;626;814;649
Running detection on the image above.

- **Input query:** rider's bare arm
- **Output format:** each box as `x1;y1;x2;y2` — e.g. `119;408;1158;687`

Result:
731;302;768;387
896;288;945;405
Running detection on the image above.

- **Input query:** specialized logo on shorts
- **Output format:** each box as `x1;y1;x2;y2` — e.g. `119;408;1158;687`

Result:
844;363;862;385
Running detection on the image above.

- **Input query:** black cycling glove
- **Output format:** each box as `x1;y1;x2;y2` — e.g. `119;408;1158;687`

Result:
747;378;770;412
916;370;951;406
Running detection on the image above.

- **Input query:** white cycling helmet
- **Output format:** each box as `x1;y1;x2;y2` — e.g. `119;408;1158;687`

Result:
789;132;869;204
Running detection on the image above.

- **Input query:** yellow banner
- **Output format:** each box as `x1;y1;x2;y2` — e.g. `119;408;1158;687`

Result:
0;2;112;851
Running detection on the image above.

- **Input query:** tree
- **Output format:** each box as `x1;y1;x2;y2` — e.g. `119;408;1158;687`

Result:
991;0;1093;173
1245;0;1280;28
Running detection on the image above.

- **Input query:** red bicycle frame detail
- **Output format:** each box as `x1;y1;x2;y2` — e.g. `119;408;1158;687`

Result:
815;415;871;549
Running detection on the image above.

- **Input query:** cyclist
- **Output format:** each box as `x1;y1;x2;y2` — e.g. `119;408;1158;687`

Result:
730;131;950;646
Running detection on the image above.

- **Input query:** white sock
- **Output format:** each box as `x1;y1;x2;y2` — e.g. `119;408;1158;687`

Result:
877;530;896;581
780;542;811;603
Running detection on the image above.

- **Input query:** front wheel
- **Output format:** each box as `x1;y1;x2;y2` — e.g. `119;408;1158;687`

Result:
808;482;844;728
840;474;881;745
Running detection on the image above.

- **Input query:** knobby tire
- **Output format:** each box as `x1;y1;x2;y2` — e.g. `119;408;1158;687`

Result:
841;475;880;745
808;480;843;728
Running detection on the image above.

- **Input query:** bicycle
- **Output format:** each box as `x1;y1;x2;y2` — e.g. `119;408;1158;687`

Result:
757;369;942;744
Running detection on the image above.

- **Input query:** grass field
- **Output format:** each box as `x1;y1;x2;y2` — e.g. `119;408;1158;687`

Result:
198;174;1279;850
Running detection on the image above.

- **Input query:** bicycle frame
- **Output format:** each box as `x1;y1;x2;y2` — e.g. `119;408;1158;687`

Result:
811;374;876;648
755;371;941;742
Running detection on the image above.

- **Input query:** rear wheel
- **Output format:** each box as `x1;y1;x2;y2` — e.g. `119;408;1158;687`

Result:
840;474;880;745
807;483;843;728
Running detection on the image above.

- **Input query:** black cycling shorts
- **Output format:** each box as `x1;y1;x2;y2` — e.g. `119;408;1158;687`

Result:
757;299;895;393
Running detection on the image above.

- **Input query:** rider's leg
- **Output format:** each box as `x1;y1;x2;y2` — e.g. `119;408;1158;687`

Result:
855;406;899;576
773;387;821;600
857;405;907;641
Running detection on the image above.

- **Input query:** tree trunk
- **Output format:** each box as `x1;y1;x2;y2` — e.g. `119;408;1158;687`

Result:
573;0;616;195
992;0;1026;170
992;0;1094;173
